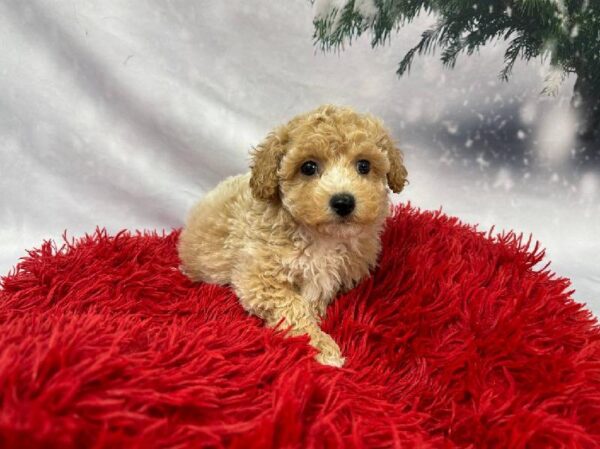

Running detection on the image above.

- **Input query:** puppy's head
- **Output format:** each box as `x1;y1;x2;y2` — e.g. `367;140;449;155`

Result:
250;105;408;236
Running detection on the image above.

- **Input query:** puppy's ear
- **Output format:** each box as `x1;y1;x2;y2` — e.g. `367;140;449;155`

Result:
249;129;288;202
380;135;408;193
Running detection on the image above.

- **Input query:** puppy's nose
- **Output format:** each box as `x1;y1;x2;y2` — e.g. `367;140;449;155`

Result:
329;193;355;217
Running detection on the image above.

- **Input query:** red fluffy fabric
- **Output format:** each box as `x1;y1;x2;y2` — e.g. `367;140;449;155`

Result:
0;205;599;449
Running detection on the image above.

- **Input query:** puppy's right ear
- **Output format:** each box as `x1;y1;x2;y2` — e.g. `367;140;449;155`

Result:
249;130;288;202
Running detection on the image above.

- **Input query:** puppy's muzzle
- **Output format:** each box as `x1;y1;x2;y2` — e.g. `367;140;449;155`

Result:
330;193;355;217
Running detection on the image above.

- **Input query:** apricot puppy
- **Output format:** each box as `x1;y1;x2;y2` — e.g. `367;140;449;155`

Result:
178;105;407;367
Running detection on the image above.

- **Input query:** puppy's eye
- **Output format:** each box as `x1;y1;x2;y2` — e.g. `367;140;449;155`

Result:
300;160;318;176
356;159;370;175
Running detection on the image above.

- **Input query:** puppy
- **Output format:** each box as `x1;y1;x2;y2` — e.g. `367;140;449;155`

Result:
178;105;407;367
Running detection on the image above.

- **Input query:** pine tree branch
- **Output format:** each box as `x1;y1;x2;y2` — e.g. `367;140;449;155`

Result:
397;23;444;75
313;0;600;92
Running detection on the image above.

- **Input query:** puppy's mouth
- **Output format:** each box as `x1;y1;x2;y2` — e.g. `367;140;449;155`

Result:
335;215;358;225
315;216;365;237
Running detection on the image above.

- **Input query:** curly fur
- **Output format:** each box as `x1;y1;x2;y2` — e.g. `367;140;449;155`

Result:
178;105;407;366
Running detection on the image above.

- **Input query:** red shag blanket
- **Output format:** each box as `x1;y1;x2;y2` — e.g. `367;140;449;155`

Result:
1;205;599;449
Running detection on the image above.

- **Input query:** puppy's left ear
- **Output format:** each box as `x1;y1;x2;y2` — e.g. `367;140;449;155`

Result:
249;129;288;202
380;135;408;193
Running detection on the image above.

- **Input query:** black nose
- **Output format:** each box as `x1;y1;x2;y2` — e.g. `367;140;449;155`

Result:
329;193;355;217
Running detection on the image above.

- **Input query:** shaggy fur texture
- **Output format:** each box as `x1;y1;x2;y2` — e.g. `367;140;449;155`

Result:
0;206;599;448
178;105;407;367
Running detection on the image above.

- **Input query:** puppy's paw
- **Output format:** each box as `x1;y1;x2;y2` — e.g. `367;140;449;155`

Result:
316;351;345;368
313;331;345;368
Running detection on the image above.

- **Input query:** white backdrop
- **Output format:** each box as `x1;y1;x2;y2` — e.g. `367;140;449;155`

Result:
1;1;598;312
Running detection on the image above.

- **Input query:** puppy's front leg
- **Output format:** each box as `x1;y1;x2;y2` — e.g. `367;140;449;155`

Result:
233;269;345;367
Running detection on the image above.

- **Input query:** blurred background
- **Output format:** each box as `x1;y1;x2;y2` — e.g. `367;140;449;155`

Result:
1;1;598;311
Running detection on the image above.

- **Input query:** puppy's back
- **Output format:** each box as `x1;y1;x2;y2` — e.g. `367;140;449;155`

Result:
178;173;252;284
